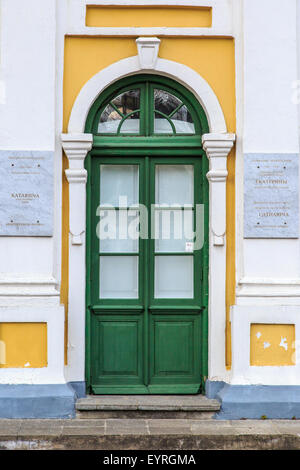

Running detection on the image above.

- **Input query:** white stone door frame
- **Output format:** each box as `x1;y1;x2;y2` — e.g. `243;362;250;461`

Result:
62;38;235;384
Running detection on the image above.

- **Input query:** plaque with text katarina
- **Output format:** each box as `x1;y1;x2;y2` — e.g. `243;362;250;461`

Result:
244;153;299;238
0;151;53;236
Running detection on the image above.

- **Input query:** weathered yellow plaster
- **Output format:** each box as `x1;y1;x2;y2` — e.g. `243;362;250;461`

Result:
86;5;212;28
0;323;47;368
250;324;295;366
62;36;236;366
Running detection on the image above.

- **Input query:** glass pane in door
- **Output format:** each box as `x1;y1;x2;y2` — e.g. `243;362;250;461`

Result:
154;164;194;299
154;208;194;253
99;209;139;253
99;164;139;299
100;164;139;206
99;256;139;299
155;165;193;205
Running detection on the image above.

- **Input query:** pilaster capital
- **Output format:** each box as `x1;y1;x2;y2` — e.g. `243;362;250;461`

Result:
61;133;93;185
202;133;236;158
202;133;236;182
61;133;93;172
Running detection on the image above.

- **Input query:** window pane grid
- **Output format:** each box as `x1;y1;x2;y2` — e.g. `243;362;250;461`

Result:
95;84;197;136
153;88;195;135
98;89;141;135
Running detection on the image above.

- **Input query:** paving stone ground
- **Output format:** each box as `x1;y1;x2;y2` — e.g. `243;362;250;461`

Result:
0;419;300;449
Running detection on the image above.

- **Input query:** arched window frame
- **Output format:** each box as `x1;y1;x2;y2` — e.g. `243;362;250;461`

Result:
85;75;209;142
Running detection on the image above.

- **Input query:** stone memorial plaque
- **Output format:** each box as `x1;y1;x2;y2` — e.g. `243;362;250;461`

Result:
0;151;53;236
244;153;299;238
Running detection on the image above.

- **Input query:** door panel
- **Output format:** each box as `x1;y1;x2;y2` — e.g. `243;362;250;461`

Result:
91;313;146;394
150;314;201;379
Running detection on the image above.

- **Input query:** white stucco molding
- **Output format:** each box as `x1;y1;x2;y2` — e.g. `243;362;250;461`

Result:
0;275;60;297
236;277;300;300
61;133;93;245
136;37;160;69
202;133;236;246
67;54;227;135
62;52;235;383
67;0;233;37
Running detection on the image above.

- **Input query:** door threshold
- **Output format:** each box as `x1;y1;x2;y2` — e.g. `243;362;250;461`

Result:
91;384;201;395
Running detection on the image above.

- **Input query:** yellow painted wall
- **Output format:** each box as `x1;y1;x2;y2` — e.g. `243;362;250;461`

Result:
62;36;236;366
86;5;212;28
0;323;47;368
250;324;295;366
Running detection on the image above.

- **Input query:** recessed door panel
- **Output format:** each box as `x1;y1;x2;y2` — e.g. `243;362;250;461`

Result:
91;314;145;394
149;314;201;382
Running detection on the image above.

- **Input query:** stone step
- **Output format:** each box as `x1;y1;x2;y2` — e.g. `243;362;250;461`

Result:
76;395;220;419
0;418;300;450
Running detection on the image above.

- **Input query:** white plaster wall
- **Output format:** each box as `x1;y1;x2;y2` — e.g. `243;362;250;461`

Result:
0;0;58;283
241;0;300;287
243;0;298;153
0;0;56;150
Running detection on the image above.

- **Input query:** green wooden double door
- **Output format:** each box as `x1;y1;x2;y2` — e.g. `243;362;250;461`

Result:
85;75;208;394
87;156;208;394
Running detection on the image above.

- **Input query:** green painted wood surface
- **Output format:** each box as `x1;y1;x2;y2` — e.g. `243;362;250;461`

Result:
85;75;209;394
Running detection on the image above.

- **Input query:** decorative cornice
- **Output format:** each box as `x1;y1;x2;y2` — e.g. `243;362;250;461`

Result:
0;275;59;297
136;37;161;69
65;169;87;185
236;277;300;298
206;169;228;183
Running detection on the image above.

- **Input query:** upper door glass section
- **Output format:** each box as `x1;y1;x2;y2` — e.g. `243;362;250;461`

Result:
94;78;201;137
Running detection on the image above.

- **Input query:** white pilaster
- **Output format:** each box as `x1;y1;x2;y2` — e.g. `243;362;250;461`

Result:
202;132;235;379
61;133;93;382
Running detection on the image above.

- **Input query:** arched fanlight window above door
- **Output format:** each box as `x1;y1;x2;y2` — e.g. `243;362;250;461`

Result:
89;76;207;137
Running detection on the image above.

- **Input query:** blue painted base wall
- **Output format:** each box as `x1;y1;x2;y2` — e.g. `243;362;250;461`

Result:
68;381;86;399
205;380;225;400
0;384;76;419
211;383;300;420
2;381;300;419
